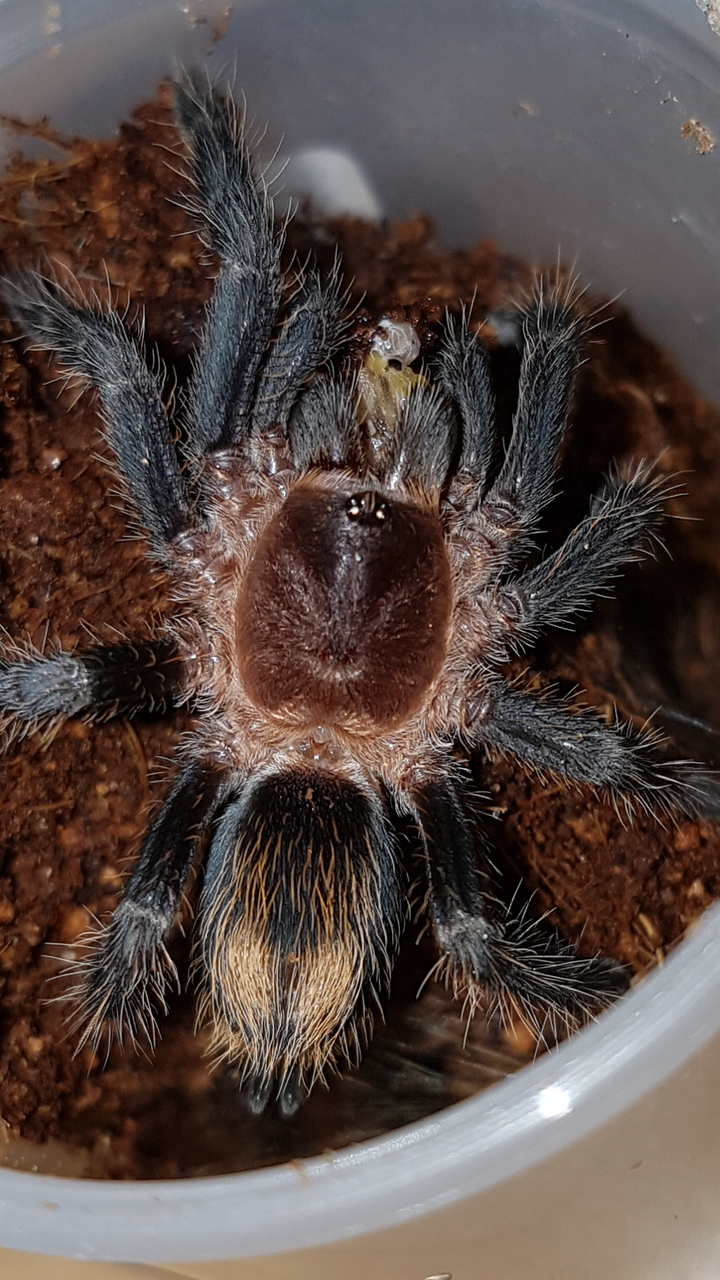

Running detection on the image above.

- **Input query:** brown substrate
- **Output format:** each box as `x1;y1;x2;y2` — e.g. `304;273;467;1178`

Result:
0;84;718;1179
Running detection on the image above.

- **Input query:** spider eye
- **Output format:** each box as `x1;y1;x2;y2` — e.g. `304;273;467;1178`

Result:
345;490;388;524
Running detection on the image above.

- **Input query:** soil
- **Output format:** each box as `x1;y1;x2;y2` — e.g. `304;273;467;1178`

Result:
0;83;719;1179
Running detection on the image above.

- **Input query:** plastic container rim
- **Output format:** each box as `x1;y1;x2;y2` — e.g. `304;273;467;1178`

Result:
0;902;718;1261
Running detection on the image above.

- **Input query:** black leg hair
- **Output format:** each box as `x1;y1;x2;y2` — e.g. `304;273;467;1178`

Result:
0;639;184;733
251;262;347;436
66;761;227;1053
482;288;586;557
2;275;192;551
174;71;284;454
384;382;456;491
287;373;360;470
436;308;496;488
465;677;720;820
409;776;627;1028
488;462;672;656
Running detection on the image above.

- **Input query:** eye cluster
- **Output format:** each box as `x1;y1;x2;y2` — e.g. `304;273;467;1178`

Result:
346;491;388;522
0;70;717;1117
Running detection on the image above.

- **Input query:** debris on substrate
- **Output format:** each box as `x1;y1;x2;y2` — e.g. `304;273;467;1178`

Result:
0;84;719;1179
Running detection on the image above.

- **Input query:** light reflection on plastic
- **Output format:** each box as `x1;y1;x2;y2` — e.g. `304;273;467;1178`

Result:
537;1085;573;1118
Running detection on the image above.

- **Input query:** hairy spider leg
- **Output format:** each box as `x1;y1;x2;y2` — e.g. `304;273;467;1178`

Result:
385;381;456;491
467;463;681;665
497;463;674;650
436;308;496;488
69;762;227;1053
251;263;348;438
408;775;628;1029
286;375;360;471
175;71;345;457
292;369;453;488
466;678;720;821
174;69;283;453
437;291;586;585
0;639;184;730
1;276;192;553
484;291;585;553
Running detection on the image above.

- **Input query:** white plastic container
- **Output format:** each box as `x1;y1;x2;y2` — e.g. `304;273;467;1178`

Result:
2;2;720;1275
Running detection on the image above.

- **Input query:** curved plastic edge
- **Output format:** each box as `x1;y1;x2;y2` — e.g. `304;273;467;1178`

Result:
1;901;720;1262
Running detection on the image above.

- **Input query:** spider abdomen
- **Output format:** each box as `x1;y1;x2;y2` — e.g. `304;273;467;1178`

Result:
236;482;452;729
198;767;404;1102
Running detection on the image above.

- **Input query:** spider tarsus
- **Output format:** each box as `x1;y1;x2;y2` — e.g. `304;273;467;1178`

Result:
622;749;720;821
479;283;586;550
434;906;629;1040
64;762;227;1053
0;648;91;722
466;679;719;823
66;902;179;1056
502;460;677;648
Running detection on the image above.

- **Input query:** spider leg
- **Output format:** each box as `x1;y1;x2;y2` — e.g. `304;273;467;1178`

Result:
0;639;184;734
67;761;226;1052
2;274;192;552
374;381;456;492
484;288;585;549
438;288;585;579
465;677;720;819
252;263;347;437
174;71;285;453
436;308;496;489
177;73;348;459
486;463;672;655
408;775;627;1027
287;373;360;470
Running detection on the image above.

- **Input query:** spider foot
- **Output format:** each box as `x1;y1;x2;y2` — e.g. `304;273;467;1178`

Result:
61;901;180;1058
433;906;629;1039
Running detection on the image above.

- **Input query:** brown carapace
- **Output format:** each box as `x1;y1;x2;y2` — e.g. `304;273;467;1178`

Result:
1;71;718;1116
238;480;452;727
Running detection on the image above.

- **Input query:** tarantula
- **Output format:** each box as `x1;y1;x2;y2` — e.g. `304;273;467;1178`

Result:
0;72;717;1117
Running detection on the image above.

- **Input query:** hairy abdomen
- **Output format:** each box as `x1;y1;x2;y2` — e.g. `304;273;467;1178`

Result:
197;768;404;1090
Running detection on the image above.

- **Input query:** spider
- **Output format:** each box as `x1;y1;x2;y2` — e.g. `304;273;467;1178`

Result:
0;71;717;1118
